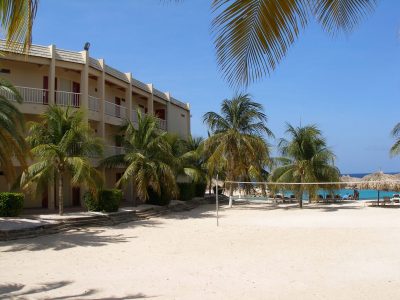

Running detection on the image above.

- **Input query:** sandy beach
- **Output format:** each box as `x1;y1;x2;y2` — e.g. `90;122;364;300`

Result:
1;202;400;299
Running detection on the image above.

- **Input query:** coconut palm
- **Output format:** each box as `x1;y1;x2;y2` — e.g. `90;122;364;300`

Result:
100;112;178;204
203;94;273;195
168;134;207;183
0;0;38;51
20;106;103;215
270;123;340;208
390;123;400;157
0;78;28;184
212;0;377;88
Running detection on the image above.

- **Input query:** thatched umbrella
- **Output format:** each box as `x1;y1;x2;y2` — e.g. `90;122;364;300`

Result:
340;175;361;189
360;172;400;205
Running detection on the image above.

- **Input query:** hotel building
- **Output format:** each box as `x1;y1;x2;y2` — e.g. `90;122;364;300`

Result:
0;40;191;209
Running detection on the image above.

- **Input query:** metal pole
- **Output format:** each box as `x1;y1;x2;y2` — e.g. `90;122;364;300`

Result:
216;173;219;227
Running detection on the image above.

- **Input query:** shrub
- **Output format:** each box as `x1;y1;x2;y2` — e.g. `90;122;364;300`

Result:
99;189;122;212
147;187;172;206
178;182;195;201
83;192;100;212
83;189;122;213
0;192;24;217
194;181;207;197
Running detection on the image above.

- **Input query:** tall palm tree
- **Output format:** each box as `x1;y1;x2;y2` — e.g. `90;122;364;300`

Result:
0;0;38;51
203;94;273;195
390;123;400;157
167;134;207;183
20;106;103;215
101;112;178;204
270;123;340;208
212;0;377;88
0;78;28;184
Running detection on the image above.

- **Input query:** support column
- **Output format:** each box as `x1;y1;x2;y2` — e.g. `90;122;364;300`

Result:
186;103;191;139
146;84;154;115
125;73;133;122
48;44;56;105
80;50;89;122
98;59;106;139
166;92;172;132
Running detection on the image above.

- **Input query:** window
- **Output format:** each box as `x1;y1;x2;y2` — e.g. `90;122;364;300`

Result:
0;69;10;74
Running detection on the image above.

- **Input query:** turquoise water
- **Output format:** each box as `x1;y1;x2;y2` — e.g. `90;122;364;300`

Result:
283;189;399;201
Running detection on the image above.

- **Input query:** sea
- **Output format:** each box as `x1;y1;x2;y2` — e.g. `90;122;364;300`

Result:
284;172;400;201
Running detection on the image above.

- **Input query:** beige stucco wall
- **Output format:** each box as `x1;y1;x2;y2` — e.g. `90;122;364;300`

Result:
168;103;190;138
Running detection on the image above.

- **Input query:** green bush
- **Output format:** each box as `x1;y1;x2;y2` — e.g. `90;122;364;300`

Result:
147;187;172;206
178;182;196;201
83;189;122;212
83;192;100;211
194;182;207;197
0;192;24;217
99;189;122;212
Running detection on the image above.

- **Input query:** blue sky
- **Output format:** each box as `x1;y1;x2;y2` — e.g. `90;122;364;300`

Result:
32;0;400;173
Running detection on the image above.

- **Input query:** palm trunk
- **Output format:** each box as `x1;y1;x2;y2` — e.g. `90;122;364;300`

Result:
58;175;64;215
208;174;212;195
229;183;233;196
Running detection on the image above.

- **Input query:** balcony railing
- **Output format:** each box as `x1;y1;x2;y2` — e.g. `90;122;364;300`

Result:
0;86;49;104
55;90;81;108
156;118;167;131
88;95;100;112
105;145;125;157
105;101;127;119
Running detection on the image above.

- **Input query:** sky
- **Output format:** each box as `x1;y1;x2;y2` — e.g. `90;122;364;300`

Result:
31;0;400;174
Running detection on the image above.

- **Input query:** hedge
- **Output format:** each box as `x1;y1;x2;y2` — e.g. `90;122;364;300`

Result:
83;189;122;213
0;192;24;217
178;182;196;201
194;182;207;197
147;187;172;206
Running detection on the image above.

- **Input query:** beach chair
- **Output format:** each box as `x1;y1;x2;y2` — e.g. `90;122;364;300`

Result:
382;197;391;206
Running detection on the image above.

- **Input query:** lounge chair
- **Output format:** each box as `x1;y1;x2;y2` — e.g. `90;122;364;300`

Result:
391;194;400;203
382;197;391;206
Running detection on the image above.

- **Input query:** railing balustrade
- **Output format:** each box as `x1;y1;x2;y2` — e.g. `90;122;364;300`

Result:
55;90;81;108
0;86;49;104
105;145;125;157
88;95;100;112
105;101;127;119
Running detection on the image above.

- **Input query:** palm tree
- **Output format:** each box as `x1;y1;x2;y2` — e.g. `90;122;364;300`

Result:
212;0;377;88
101;112;178;204
0;78;28;185
390;123;400;157
0;0;38;51
203;94;273;195
20;106;103;215
270;123;340;208
168;134;207;183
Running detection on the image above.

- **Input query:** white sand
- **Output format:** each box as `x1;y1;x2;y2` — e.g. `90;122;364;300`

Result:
1;202;400;299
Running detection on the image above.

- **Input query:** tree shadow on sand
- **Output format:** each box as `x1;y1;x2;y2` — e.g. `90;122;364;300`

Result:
0;228;136;252
217;202;363;213
0;281;154;299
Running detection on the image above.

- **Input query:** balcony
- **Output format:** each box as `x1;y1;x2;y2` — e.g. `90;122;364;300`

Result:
88;96;100;112
1;86;48;104
131;109;166;130
156;118;167;131
105;145;125;157
55;90;81;108
105;101;127;119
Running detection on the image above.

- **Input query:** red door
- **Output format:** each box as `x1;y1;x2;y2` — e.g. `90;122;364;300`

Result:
155;109;166;120
43;76;49;104
72;187;81;206
115;97;121;117
42;189;48;208
72;82;80;107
